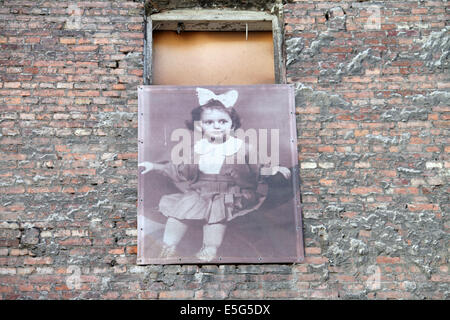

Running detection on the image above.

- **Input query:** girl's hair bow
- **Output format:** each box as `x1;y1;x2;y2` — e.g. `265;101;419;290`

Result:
196;88;238;109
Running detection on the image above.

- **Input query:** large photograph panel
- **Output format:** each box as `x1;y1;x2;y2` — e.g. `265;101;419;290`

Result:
137;85;304;264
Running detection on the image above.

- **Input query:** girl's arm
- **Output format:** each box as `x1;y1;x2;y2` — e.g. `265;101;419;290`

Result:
242;143;291;181
138;161;165;174
139;161;197;182
269;166;291;179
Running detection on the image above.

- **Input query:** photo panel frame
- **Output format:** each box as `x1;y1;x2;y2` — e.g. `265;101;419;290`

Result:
137;84;304;264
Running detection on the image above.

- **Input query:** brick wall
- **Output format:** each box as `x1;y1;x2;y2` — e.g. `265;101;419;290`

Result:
0;0;448;299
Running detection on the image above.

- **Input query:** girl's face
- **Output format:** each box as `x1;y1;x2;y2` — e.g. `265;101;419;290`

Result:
199;108;233;141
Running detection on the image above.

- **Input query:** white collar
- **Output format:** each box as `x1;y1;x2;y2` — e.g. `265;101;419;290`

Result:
194;136;243;157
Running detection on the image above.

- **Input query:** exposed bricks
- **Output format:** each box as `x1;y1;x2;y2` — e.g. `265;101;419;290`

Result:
376;256;402;264
0;0;448;301
288;0;448;301
23;257;53;265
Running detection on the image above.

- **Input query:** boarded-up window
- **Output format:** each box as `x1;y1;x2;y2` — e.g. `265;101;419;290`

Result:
152;31;275;85
144;9;285;85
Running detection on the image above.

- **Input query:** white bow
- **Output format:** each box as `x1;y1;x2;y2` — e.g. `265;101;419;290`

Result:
196;88;238;109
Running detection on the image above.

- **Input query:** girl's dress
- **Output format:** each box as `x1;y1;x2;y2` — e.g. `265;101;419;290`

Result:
157;136;268;224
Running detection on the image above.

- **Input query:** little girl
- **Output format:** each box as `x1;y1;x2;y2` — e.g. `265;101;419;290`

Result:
139;88;290;262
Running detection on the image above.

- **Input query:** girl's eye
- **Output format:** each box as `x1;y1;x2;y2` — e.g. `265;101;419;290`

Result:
219;119;228;124
204;120;213;125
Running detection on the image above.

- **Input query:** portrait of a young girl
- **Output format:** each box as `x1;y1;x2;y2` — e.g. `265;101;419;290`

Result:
138;85;303;264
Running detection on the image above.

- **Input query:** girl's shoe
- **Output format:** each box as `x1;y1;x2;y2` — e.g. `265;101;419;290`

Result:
195;246;217;262
159;244;177;258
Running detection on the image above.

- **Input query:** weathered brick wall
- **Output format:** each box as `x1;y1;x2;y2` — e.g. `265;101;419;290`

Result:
0;0;448;299
285;0;448;299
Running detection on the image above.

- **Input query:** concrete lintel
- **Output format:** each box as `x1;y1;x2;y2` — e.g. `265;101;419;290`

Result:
153;20;272;31
150;9;275;22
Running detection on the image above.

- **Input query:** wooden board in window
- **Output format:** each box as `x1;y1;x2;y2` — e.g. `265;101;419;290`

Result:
152;31;275;85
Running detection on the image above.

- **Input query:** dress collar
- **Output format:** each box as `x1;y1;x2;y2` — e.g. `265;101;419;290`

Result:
194;136;243;156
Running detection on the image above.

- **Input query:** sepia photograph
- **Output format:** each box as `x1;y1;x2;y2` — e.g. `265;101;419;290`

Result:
137;85;304;264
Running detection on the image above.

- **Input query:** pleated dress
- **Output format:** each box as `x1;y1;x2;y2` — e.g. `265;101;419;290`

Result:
157;136;268;224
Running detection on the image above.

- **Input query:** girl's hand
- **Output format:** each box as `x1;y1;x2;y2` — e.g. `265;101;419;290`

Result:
272;166;291;179
138;161;154;174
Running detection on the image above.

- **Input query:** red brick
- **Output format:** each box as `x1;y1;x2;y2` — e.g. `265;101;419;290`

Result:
0;187;25;194
159;290;195;299
70;45;98;52
55;284;70;291
140;291;158;299
126;246;137;254
377;291;413;299
112;84;126;90
27;186;61;194
393;187;419;195
305;247;321;255
24;257;53;265
407;204;439;211
319;179;336;186
304;256;329;264
35;90;65;97
58;238;92;246
310;290;339;299
376;256;401;264
0;285;13;293
231;290;264;299
108;248;124;255
63;169;96;176
3;154;26;161
350;187;383;195
77;185;94;193
18;284;34;291
321;47;353;53
326;122;358;129
60;38;76;44
317;145;334;153
430;274;450;282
